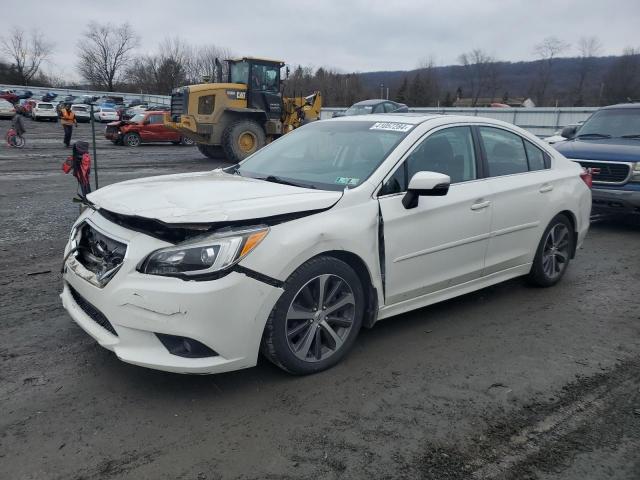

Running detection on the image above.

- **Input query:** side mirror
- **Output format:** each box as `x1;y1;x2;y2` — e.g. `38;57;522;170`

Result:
402;171;450;209
561;125;577;139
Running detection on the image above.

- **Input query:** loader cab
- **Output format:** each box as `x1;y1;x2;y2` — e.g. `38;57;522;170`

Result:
227;57;283;120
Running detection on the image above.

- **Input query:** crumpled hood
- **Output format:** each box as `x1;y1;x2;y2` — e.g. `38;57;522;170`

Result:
87;170;342;224
554;138;640;162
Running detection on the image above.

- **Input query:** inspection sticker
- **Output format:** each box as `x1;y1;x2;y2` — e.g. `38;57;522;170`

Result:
335;177;360;186
370;122;413;132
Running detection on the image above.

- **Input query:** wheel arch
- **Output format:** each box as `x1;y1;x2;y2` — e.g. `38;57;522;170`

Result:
556;209;578;258
307;250;379;328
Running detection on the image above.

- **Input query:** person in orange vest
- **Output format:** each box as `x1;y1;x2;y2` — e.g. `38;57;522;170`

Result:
60;104;77;148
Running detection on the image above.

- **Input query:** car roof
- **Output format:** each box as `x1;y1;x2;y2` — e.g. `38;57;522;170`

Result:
601;103;640;110
326;112;520;128
352;99;393;106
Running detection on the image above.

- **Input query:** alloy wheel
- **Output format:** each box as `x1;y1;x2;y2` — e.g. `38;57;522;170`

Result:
542;223;570;279
285;274;356;362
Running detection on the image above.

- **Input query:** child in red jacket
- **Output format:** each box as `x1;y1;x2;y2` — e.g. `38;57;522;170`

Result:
62;141;91;196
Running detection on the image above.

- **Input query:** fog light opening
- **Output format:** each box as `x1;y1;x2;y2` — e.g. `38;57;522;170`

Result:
156;333;219;358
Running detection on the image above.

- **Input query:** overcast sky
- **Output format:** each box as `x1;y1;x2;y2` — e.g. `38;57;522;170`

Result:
2;0;638;81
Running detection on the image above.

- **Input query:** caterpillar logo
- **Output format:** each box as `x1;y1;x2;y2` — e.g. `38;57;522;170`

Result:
226;90;246;100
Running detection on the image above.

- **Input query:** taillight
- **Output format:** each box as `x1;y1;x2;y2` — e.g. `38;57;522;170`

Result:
580;168;593;189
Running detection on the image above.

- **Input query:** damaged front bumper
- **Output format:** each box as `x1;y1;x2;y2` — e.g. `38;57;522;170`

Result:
61;210;283;374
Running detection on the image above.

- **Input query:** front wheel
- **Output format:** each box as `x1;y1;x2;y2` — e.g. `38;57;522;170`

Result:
527;214;574;287
196;143;226;160
180;136;195;146
123;132;141;147
261;256;365;375
221;119;266;163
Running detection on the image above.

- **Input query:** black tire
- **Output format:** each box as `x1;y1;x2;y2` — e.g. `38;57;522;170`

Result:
221;119;266;163
180;136;195;146
527;214;575;287
196;143;226;159
123;132;141;147
261;256;365;375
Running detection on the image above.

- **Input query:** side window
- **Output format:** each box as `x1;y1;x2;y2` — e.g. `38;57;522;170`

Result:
383;102;397;113
524;140;548;171
406;127;477;184
479;127;528;176
250;64;279;92
147;114;163;125
373;103;385;114
198;95;214;115
379;163;407;195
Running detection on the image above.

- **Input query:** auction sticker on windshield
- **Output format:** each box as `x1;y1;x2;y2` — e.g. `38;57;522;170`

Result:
370;122;413;132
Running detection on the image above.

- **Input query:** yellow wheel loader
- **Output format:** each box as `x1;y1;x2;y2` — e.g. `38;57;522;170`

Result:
164;57;322;163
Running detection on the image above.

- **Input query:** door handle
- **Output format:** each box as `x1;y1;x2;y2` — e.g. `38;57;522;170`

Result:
539;184;554;193
471;200;491;211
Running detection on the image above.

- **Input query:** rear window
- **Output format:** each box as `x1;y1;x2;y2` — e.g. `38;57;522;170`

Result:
72;106;87;112
38;103;53;109
101;108;115;112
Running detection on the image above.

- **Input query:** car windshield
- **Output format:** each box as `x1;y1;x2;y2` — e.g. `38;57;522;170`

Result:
72;106;87;112
130;113;146;123
578;108;640;138
236;120;413;191
38;104;53;109
102;108;115;112
344;104;374;116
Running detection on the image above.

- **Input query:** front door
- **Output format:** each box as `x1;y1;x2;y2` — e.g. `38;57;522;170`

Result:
248;63;282;120
378;126;492;306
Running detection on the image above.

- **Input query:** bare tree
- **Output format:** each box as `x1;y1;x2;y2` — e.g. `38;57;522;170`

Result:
77;22;139;91
458;49;497;106
533;36;570;106
0;27;53;85
572;36;602;105
186;44;233;84
604;47;640;104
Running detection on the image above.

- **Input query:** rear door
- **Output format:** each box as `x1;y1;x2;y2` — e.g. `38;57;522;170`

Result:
477;126;556;275
378;125;493;305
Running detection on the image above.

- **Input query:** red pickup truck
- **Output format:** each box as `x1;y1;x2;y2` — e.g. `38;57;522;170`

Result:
105;111;194;147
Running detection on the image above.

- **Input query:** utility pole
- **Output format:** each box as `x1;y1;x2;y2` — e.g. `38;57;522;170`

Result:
380;83;384;99
89;103;99;190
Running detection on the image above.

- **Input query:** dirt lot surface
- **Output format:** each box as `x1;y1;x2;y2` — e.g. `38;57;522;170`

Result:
1;119;639;480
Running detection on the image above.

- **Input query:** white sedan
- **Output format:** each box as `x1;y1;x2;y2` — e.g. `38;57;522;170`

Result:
61;114;591;375
93;107;119;122
71;104;91;123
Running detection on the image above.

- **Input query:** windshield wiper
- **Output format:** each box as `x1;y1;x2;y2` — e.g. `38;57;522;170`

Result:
577;133;612;139
260;175;316;189
620;134;640;139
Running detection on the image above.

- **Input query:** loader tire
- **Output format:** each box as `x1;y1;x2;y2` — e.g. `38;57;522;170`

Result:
196;143;226;160
222;119;266;163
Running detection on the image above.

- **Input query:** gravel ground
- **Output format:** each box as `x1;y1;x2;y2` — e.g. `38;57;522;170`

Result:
1;119;639;480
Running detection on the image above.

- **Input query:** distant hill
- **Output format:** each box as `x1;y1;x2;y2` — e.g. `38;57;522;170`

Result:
357;55;625;107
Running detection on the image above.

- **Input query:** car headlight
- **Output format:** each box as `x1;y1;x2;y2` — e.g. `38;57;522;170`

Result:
139;226;269;277
632;162;640;183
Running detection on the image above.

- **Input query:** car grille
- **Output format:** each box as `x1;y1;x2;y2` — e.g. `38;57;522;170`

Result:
576;160;631;185
170;91;187;122
68;284;118;336
105;125;118;137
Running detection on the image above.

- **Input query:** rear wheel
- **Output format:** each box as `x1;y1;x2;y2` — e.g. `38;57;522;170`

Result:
261;256;365;375
196;143;226;159
123;132;141;147
222;119;265;163
527;214;574;287
180;136;195;146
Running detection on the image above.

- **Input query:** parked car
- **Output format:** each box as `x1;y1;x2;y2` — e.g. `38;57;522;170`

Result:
41;92;58;102
93;107;119;123
333;99;409;118
105;111;194;146
14;90;33;100
61;114;591;375
21;99;37;116
32;102;58;121
71;104;91;123
0;99;16;119
554;103;640;216
0;90;18;104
